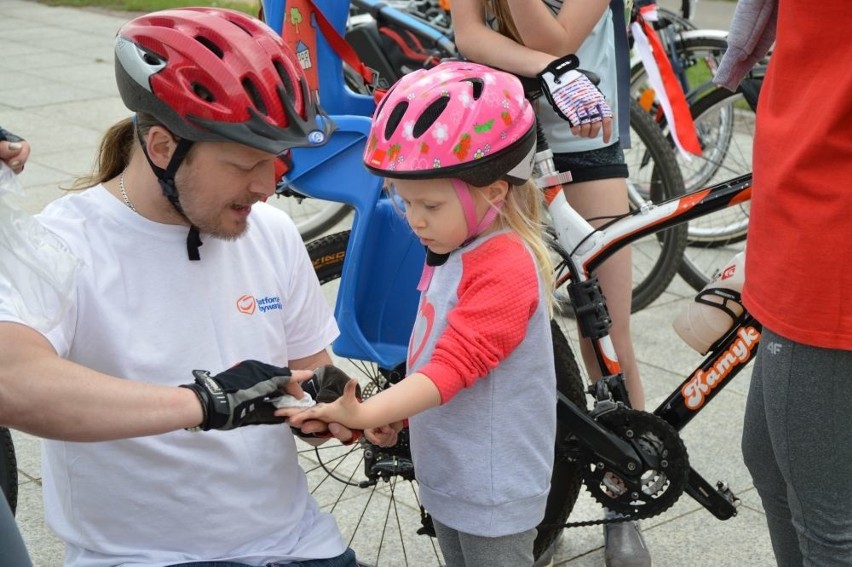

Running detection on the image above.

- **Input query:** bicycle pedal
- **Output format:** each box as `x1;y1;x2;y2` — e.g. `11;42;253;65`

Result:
716;481;741;510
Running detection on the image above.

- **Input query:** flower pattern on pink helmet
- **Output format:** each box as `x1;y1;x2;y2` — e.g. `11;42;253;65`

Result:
363;61;537;186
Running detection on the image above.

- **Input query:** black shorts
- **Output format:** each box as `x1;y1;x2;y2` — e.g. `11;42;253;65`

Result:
552;141;628;183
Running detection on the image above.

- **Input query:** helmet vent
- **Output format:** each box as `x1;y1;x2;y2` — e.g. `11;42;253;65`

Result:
193;83;215;103
384;100;409;140
274;60;296;98
195;35;224;59
142;51;164;66
464;78;484;100
412;95;449;139
242;78;268;115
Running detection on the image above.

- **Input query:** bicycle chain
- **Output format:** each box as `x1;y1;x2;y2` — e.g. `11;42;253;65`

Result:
561;407;690;529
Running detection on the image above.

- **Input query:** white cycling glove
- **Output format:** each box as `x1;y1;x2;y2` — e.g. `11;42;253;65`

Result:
537;54;613;127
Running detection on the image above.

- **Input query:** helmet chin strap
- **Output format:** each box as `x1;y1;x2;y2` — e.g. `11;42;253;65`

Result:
452;178;503;245
136;124;202;260
416;178;505;292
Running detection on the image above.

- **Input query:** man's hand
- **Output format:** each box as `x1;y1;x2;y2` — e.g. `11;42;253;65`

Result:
0;127;31;174
538;54;613;143
180;360;307;431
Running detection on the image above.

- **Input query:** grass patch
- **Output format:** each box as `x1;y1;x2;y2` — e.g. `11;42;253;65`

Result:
36;0;261;15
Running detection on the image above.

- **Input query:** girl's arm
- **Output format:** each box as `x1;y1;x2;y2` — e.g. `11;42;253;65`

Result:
507;0;610;56
451;0;610;76
451;0;556;76
284;372;441;431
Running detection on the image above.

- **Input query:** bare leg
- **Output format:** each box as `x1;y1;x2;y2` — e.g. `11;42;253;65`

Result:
563;177;644;410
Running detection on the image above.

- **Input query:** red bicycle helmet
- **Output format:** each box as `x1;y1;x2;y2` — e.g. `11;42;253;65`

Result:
114;7;333;155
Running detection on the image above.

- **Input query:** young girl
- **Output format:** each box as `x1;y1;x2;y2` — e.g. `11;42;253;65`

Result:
450;1;651;565
287;61;557;567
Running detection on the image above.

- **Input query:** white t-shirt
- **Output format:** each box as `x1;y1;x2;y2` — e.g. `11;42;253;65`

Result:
0;185;343;566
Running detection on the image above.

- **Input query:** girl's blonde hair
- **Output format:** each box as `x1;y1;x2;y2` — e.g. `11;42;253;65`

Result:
385;178;553;312
485;180;555;314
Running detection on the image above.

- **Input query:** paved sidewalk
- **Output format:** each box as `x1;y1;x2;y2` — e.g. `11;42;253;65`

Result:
0;1;776;566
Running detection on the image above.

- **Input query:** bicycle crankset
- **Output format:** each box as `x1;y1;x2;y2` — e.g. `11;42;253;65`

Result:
581;407;690;521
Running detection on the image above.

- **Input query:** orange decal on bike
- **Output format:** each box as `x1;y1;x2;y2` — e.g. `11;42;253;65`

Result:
681;325;760;410
420;141;430;154
730;185;752;205
675;187;712;214
312;251;345;270
501;111;513;125
543;186;561;205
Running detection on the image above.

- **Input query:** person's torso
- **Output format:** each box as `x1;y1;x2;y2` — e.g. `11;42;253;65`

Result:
744;0;852;349
15;186;343;565
406;232;557;536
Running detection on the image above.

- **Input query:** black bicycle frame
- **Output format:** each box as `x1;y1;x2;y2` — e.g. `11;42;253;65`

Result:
554;172;754;520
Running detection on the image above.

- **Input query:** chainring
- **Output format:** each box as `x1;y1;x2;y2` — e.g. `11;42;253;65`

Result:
580;407;689;521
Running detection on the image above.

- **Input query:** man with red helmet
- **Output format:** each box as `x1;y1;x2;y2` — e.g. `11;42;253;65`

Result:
0;8;356;567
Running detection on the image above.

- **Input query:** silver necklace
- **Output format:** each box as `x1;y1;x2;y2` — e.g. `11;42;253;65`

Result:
118;170;137;213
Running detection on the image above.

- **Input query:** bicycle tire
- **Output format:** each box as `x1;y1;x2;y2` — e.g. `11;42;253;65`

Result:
622;100;688;311
630;32;729;108
631;33;732;190
676;86;753;291
304;230;587;567
0;427;17;516
266;194;352;241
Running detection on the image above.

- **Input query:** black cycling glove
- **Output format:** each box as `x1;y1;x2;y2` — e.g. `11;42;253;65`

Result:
181;360;292;431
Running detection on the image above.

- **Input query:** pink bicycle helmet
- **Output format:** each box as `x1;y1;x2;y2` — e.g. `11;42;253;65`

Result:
364;61;536;186
114;7;333;155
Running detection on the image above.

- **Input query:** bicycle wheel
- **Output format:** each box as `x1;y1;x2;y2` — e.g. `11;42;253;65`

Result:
677;86;754;290
630;32;729;117
303;231;587;567
266;193;352;241
0;427;17;515
622;100;688;312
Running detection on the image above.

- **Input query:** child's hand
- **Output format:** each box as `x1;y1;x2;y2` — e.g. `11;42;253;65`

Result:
279;378;363;429
537;55;613;143
365;421;404;447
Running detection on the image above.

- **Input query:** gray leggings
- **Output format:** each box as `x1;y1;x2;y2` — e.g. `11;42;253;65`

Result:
432;519;536;567
742;327;852;566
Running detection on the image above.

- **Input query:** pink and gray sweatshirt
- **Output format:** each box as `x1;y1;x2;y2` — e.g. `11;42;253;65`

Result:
407;230;557;538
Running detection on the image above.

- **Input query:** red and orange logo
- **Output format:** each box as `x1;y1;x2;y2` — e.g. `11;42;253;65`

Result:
236;295;256;315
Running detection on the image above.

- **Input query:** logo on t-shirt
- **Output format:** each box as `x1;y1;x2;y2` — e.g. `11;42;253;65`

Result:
408;300;435;368
236;294;283;315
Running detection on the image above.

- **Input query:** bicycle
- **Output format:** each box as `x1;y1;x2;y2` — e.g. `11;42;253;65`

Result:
627;4;766;286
